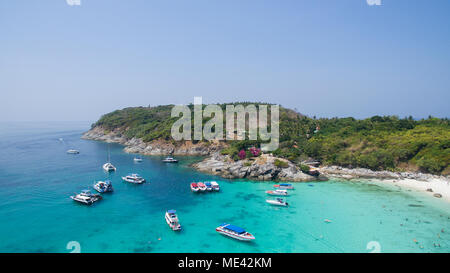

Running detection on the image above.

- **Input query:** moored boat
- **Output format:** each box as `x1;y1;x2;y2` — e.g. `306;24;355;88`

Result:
205;181;213;191
70;190;102;205
165;210;181;231
133;157;143;162
122;173;145;184
67;149;79;154
274;183;294;190
216;223;255;241
266;189;288;196
210;181;220;191
197;182;207;191
190;182;199;192
266;198;289;206
162;157;178;163
103;162;116;172
93;180;113;193
103;145;116;172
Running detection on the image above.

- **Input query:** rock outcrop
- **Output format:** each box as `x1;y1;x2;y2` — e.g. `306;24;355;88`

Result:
319;165;449;181
193;153;327;182
82;126;227;156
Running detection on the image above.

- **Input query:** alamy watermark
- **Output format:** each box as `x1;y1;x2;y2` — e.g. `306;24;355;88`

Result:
66;0;81;6
66;241;81;253
171;97;280;151
366;0;381;6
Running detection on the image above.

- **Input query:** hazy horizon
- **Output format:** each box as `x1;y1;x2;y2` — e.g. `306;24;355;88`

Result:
1;0;449;122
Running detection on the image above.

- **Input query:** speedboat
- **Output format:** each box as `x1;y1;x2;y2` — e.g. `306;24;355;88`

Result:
103;162;116;172
266;198;289;206
67;149;79;154
162;157;178;163
133;157;143;163
210;181;220;191
274;183;294;190
70;190;102;205
216;223;255;241
93;180;113;193
122;173;145;184
266;189;288;196
197;182;207;191
165;210;181;231
190;182;199;192
204;182;213;191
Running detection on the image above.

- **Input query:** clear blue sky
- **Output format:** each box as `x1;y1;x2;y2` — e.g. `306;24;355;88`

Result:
1;0;449;122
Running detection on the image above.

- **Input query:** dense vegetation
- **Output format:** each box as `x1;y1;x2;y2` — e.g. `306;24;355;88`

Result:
92;104;450;175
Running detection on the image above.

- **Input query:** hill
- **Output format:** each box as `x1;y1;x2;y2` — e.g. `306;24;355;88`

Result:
87;104;450;175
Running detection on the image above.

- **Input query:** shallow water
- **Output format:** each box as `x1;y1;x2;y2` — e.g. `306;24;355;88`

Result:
0;122;448;253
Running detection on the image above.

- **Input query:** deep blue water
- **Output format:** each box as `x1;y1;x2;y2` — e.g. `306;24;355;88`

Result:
0;122;449;253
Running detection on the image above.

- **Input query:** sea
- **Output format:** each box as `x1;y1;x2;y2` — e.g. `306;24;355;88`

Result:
0;122;448;253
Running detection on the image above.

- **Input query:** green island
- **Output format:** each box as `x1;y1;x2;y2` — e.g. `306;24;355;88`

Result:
90;103;450;175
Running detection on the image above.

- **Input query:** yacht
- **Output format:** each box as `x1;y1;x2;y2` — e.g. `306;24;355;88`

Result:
204;181;213;191
93;180;113;193
103;145;116;172
122;173;145;184
162;157;178;163
274;183;294;190
103;162;116;172
165;210;181;231
67;149;80;154
197;182;207;191
266;189;288;196
266;198;289;206
70;190;102;205
210;181;220;191
190;182;199;192
133;157;143;163
216;223;255;241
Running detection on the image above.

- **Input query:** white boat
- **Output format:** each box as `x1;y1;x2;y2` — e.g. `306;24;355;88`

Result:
67;149;79;154
162;157;178;163
204;182;213;191
70;190;102;205
93;180;113;193
266;198;289;206
165;210;181;231
122;173;145;184
210;181;220;191
133;157;143;162
197;182;207;191
103;145;116;172
216;223;255;241
274;183;294;190
190;182;199;192
103;162;116;172
266;189;288;196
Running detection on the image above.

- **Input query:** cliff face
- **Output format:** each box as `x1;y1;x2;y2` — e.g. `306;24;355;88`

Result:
193;153;327;182
82;126;227;156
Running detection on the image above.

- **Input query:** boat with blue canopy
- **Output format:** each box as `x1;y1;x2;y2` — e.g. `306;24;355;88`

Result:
165;209;181;231
216;223;255;241
274;183;294;190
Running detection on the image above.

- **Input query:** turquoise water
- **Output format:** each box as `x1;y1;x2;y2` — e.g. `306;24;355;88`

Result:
0;122;449;253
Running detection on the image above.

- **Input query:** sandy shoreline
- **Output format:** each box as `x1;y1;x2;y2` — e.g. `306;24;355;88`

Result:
369;177;450;203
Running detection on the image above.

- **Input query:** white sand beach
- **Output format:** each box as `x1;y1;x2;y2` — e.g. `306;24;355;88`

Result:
375;178;450;203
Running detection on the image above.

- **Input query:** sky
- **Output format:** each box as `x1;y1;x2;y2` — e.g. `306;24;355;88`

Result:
1;0;449;122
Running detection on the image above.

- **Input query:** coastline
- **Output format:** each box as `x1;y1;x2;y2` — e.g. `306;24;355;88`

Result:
320;166;450;202
82;127;450;202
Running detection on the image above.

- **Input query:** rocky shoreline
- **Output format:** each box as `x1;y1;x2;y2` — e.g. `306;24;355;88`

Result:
318;165;449;182
82;126;226;155
193;153;327;182
82;126;450;188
